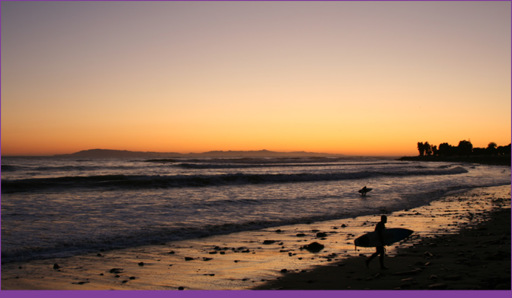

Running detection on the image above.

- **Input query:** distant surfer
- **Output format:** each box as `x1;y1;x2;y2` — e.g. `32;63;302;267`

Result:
365;215;388;269
359;186;372;197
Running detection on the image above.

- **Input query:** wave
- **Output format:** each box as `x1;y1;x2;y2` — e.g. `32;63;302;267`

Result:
3;181;509;264
1;215;341;263
1;166;468;194
0;192;429;264
1;165;18;172
175;161;406;169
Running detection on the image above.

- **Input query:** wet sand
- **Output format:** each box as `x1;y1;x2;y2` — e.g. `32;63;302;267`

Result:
2;185;510;290
256;205;511;290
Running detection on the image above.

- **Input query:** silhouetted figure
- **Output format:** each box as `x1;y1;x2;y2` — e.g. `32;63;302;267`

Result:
358;186;372;197
366;215;388;269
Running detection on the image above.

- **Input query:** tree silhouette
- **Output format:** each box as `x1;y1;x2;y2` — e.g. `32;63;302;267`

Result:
432;145;438;156
438;143;455;156
457;140;473;156
424;142;432;156
497;144;511;156
409;140;510;165
416;140;509;157
417;142;425;156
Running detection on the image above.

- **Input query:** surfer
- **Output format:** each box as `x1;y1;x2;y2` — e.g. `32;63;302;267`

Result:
365;215;388;269
359;186;371;197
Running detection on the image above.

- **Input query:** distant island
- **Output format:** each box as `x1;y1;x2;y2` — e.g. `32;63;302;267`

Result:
53;149;346;159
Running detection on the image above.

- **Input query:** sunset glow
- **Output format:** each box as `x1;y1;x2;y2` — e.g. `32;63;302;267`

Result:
2;1;510;156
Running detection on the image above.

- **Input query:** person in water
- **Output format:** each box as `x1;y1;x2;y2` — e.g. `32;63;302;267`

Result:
359;186;371;197
360;186;368;196
366;215;388;269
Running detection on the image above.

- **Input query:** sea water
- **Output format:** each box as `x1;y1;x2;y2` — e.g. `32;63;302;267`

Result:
1;156;510;263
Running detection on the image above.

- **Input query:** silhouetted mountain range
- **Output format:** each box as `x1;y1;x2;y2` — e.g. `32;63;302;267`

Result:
54;149;344;159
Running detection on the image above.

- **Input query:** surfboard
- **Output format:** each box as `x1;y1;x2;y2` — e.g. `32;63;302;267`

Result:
354;228;413;247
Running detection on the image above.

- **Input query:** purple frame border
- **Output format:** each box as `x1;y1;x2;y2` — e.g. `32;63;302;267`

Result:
2;290;512;298
0;0;510;298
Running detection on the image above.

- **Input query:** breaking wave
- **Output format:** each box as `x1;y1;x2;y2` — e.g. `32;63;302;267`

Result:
2;166;468;193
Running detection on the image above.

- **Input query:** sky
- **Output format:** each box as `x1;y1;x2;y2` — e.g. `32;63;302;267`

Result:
1;1;510;156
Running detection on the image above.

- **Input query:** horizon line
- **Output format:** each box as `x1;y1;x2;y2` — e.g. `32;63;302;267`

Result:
0;148;405;158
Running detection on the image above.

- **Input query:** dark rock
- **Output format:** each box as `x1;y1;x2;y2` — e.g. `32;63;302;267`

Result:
138;262;144;266
202;257;213;261
263;240;277;245
301;242;324;253
72;281;90;285
184;257;194;261
296;233;306;237
53;263;60;270
168;251;175;254
178;286;185;290
280;269;288;273
316;232;328;238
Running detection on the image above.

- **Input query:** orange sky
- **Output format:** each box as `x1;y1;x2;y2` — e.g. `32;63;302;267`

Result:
1;1;511;156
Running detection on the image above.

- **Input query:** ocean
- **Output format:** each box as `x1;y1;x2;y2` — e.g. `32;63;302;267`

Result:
1;156;510;263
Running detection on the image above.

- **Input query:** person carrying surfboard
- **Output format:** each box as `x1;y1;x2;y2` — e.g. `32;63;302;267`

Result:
365;215;388;269
358;186;372;197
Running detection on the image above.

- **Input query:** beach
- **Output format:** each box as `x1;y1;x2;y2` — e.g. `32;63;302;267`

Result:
256;203;511;290
1;184;510;290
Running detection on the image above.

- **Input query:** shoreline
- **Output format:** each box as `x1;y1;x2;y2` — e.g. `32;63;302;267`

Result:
399;155;511;166
255;207;511;290
2;185;510;290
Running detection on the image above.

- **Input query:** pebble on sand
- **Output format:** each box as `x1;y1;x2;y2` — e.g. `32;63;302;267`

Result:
301;242;324;253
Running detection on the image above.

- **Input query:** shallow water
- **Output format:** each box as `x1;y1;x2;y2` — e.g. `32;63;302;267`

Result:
1;156;510;263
